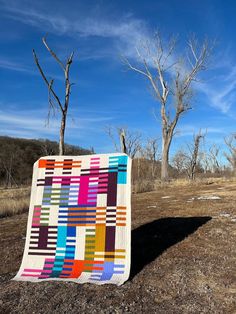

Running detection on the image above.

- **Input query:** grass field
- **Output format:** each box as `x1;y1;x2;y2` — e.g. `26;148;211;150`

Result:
0;180;236;313
0;187;30;218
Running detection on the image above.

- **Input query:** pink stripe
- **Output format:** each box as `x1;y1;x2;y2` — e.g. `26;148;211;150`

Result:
78;176;89;205
41;270;52;273
32;224;39;226
53;181;80;185
32;218;40;221
33;212;41;216
98;189;107;192
45;259;55;262
91;157;100;160
39;276;50;278
34;207;41;211
22;274;41;277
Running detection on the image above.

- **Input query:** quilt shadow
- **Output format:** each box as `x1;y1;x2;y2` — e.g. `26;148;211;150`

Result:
130;216;211;279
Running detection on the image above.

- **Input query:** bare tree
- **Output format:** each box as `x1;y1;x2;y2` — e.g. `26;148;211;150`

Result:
33;37;74;155
105;126;120;152
0;145;19;188
186;131;205;180
200;151;211;174
209;144;221;173
105;126;141;158
123;33;211;182
143;138;159;178
224;133;236;174
172;150;188;175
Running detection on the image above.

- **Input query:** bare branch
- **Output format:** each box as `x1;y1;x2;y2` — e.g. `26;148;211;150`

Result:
42;36;65;71
33;49;64;112
121;55;150;78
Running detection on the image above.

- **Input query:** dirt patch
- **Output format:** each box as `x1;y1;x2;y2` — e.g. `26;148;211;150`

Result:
0;181;236;313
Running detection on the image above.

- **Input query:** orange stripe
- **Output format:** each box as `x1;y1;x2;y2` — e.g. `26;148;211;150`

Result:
38;159;47;168
67;223;107;227
38;160;81;168
47;161;81;165
68;212;96;216
116;223;126;226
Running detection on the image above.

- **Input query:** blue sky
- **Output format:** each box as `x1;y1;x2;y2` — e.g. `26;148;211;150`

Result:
0;0;235;157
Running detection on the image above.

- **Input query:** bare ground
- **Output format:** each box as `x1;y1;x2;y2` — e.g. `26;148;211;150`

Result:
0;181;236;313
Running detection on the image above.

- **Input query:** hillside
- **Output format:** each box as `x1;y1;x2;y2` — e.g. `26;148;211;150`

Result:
0;136;92;186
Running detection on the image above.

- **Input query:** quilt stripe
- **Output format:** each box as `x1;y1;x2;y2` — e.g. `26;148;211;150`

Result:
14;153;131;285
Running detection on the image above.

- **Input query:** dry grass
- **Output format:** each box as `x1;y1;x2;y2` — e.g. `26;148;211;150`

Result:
0;187;30;218
168;176;236;187
133;179;155;193
0;180;236;313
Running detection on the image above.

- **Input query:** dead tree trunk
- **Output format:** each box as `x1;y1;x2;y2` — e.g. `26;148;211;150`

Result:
189;132;204;180
33;37;74;155
59;113;66;156
119;128;127;154
161;138;170;181
106;126;141;157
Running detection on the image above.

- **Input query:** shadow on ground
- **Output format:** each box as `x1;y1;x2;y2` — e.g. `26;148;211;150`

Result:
130;216;212;279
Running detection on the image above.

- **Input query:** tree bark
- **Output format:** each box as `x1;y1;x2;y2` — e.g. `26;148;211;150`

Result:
59;113;66;155
119;129;127;154
161;135;171;182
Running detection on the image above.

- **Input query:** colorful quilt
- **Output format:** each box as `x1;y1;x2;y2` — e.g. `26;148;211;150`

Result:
14;153;131;285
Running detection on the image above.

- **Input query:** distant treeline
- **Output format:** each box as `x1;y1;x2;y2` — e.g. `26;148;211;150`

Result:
0;136;93;187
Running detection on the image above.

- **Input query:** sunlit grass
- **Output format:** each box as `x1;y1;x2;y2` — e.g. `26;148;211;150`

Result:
0;187;30;218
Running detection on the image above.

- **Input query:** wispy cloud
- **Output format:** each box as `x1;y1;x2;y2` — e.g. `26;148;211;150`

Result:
1;0;236;119
0;0;150;58
0;107;114;140
0;56;34;74
175;124;229;137
195;65;236;114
